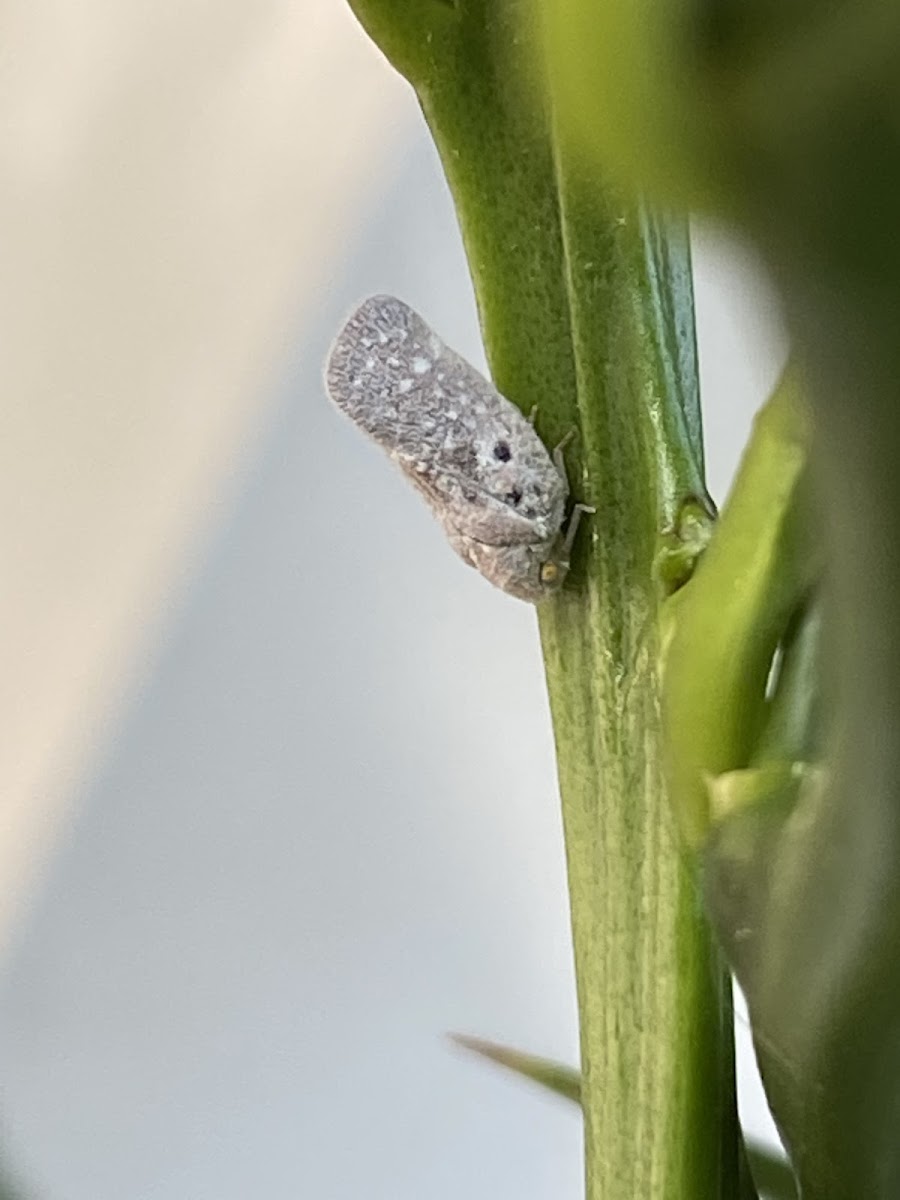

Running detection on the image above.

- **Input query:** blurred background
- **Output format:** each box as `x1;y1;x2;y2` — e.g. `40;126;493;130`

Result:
0;4;786;1197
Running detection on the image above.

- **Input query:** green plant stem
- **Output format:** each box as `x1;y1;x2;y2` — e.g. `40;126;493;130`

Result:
346;3;739;1195
536;175;737;1198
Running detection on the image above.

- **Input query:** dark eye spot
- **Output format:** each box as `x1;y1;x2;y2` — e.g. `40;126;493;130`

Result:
506;487;523;506
493;441;511;462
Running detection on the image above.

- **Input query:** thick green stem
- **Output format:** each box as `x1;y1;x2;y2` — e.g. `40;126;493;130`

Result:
346;3;738;1195
537;152;735;1196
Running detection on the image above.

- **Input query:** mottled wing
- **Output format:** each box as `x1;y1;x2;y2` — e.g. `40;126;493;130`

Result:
326;295;566;546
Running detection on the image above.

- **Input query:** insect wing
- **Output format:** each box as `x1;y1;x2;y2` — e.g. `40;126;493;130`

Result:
326;296;566;546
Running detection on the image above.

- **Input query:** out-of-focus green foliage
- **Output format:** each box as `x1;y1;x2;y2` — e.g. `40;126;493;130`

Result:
542;0;727;210
542;1;900;228
744;1145;800;1200
538;1;900;1195
663;371;816;847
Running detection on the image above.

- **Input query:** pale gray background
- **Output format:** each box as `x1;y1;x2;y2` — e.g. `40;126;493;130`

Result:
0;123;785;1198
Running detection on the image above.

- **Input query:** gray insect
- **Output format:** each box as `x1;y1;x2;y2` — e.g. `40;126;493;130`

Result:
325;295;591;602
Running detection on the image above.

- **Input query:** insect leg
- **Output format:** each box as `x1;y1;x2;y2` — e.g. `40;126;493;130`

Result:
560;502;595;562
551;429;577;480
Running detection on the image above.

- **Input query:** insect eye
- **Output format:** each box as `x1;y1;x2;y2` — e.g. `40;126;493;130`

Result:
506;487;523;506
493;441;511;462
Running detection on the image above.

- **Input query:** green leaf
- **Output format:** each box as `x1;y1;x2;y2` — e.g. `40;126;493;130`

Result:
750;597;824;770
663;369;817;848
745;1143;798;1200
539;0;900;228
450;1034;581;1104
539;0;730;211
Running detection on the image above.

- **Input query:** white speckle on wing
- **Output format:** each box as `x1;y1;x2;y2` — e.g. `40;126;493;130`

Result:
398;379;413;394
412;357;431;374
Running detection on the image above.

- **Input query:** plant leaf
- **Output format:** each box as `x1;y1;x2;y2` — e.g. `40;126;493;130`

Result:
449;1034;580;1104
663;369;817;847
744;1143;798;1200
